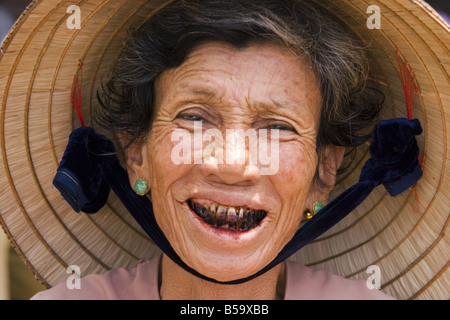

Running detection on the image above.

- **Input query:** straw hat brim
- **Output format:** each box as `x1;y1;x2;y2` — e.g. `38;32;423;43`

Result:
0;0;448;299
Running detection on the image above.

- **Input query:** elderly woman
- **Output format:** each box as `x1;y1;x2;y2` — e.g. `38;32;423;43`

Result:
31;0;392;299
1;0;446;301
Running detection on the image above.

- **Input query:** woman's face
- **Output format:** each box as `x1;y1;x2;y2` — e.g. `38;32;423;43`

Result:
127;41;337;282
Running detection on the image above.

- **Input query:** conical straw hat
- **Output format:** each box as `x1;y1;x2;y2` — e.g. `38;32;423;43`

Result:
0;0;448;299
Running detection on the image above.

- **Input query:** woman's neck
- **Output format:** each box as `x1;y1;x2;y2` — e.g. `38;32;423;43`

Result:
159;255;286;300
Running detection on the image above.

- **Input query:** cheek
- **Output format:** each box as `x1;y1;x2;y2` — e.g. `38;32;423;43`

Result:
271;141;318;233
275;142;318;198
147;127;190;188
145;129;191;230
262;141;318;250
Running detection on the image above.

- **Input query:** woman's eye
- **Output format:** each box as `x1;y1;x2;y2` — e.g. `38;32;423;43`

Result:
178;114;204;122
267;123;296;132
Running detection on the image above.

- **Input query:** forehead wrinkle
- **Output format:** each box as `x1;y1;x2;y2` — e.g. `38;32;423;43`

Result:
156;42;320;128
161;75;317;129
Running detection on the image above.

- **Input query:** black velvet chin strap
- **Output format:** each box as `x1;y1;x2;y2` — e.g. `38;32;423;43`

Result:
53;118;422;284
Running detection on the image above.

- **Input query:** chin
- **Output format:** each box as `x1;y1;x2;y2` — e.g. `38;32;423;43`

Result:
187;249;272;283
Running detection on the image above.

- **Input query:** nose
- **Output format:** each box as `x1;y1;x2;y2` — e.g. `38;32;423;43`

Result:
201;159;261;185
199;129;262;185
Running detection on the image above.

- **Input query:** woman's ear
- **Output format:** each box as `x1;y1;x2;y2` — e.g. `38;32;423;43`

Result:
318;145;346;189
306;145;345;208
118;132;151;188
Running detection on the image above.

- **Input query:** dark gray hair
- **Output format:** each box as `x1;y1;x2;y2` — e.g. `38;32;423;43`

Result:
96;0;384;186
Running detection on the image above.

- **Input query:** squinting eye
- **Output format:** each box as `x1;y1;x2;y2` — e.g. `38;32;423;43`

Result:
267;123;296;132
178;114;204;122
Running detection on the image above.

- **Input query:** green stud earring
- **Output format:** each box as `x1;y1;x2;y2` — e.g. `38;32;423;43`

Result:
134;178;149;196
312;201;324;215
303;201;324;220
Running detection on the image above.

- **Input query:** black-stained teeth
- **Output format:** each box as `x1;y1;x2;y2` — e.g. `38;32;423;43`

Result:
217;205;227;220
227;207;237;221
187;199;267;231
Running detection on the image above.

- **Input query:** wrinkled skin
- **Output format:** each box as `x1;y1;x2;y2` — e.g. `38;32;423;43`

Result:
125;41;344;299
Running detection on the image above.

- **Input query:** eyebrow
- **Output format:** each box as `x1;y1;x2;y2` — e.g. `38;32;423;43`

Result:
187;86;217;99
186;85;301;109
180;84;314;126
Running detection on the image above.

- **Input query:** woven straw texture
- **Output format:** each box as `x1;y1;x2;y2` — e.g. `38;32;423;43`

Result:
0;0;448;299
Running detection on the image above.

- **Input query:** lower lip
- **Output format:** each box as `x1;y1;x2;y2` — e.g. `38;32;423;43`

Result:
184;202;263;240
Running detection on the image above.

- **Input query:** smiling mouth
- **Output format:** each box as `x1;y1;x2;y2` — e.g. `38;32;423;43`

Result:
187;199;267;232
